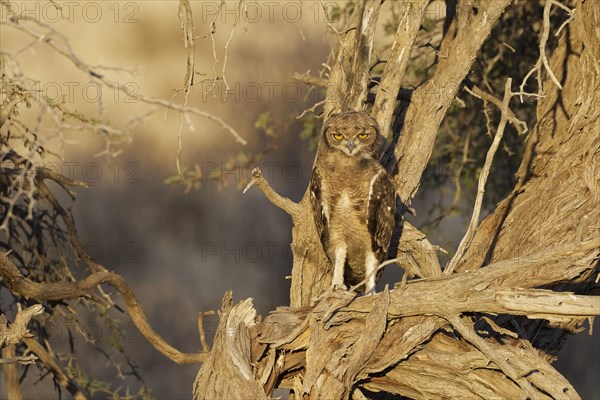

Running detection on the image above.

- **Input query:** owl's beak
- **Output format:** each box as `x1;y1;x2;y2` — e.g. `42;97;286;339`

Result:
345;141;356;153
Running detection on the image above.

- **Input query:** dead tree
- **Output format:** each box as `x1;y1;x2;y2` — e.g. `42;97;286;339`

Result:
1;1;599;399
193;1;600;398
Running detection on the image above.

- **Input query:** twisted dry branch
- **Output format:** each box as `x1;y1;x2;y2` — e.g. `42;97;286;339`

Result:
0;253;208;364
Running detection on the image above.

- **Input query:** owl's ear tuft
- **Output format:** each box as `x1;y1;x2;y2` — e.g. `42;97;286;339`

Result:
322;113;340;135
363;113;380;135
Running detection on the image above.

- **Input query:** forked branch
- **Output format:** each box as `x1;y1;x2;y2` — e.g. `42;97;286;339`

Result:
0;253;208;364
519;0;574;99
445;78;514;275
0;304;44;351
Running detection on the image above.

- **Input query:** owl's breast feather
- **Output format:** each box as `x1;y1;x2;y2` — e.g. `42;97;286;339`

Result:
331;190;369;236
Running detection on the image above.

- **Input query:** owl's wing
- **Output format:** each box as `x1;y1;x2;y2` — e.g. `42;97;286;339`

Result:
367;171;397;262
309;164;330;255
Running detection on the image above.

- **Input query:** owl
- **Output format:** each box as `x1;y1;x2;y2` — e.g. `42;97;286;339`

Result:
309;110;397;294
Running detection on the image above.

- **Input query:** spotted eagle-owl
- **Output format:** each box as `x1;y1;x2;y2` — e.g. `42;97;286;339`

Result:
309;110;396;294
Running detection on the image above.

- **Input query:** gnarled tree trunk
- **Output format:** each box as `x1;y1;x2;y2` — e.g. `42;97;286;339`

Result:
193;1;600;398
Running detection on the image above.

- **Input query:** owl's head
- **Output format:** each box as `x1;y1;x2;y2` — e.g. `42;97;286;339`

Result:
322;110;381;157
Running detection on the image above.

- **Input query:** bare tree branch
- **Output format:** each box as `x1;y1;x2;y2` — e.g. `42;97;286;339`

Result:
23;337;89;400
373;1;429;138
446;78;514;275
464;80;528;135
176;0;197;175
0;303;44;347
323;2;364;117
520;0;574;99
2;15;247;146
392;0;512;203
346;0;382;110
243;167;301;218
0;353;38;365
0;253;208;364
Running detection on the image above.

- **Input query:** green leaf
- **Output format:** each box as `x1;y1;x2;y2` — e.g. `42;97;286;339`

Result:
254;111;271;129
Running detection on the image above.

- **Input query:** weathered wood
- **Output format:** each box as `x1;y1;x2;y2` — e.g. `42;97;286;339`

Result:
373;1;429;138
392;0;512;203
456;0;600;275
363;332;576;399
193;293;267;400
452;0;600;359
301;288;390;399
196;246;596;398
1;345;23;400
346;0;382;110
0;304;43;348
193;1;600;398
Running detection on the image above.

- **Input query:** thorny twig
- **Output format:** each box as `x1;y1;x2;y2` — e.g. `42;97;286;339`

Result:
23;337;89;400
445;79;514;275
176;0;196;176
0;354;38;365
464;82;528;135
2;13;247;146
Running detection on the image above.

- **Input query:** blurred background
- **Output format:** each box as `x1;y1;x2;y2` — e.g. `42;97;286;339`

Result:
1;1;598;399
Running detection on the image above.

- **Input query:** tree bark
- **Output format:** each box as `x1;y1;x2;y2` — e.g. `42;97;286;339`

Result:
455;0;600;358
193;1;600;398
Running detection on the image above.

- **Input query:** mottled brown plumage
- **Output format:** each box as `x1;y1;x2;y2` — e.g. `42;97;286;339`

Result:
309;111;396;293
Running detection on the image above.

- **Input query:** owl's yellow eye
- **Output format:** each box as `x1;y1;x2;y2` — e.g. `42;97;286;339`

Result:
332;133;344;141
358;132;369;140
